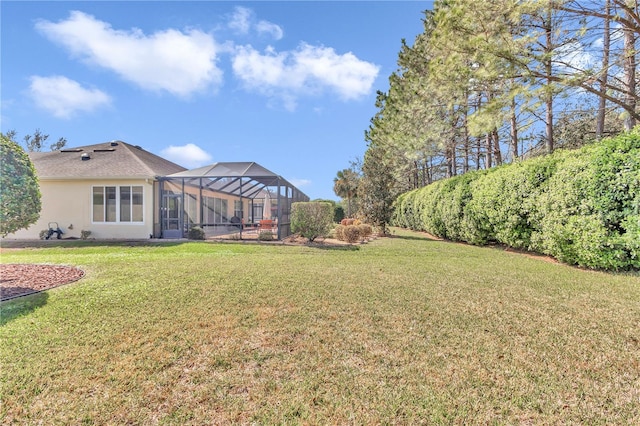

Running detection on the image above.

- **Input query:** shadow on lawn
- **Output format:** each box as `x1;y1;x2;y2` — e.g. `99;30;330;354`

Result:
306;244;360;251
0;291;48;326
388;234;440;242
0;239;188;249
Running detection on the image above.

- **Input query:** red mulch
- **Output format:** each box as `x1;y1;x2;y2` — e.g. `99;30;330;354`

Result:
0;264;85;301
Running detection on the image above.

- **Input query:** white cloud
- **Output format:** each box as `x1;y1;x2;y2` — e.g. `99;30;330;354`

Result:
227;6;283;40
232;42;379;109
35;11;223;97
29;75;111;119
160;143;213;168
289;178;311;188
228;7;252;34
256;20;283;41
556;41;596;71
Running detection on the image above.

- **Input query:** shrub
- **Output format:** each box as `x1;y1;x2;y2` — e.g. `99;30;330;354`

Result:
342;225;361;243
1;133;41;236
333;205;345;223
258;230;274;241
291;202;333;242
334;224;345;241
188;226;205;240
391;129;640;270
80;230;92;240
358;224;373;239
531;134;640;269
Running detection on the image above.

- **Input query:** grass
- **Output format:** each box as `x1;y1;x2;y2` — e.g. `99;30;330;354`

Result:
1;228;639;424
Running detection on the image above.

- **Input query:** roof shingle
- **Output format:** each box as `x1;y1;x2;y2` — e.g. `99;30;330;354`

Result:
31;141;186;179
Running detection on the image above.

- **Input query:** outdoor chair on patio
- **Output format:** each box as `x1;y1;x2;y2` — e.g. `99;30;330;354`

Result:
258;219;273;231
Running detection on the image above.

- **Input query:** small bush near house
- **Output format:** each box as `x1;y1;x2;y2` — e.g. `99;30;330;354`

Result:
188;226;205;240
80;230;92;240
0;133;41;236
334;224;345;241
291;202;333;242
258;230;274;241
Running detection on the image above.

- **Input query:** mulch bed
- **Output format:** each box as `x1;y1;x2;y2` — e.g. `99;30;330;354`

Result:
0;264;85;302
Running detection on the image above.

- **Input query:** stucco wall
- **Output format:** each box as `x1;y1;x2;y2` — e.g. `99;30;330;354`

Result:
5;178;156;240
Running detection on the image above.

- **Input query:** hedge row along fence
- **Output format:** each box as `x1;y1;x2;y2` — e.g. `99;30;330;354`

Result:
392;129;640;270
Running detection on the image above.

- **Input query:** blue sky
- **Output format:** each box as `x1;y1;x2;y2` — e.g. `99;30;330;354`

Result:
2;1;432;200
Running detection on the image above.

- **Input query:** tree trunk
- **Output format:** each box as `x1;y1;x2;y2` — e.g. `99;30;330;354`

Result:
463;109;470;173
623;8;637;131
596;0;610;138
492;128;502;165
485;133;493;168
544;5;554;153
510;98;518;159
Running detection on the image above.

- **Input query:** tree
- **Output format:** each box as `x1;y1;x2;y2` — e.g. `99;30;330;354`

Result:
333;168;359;217
22;128;67;152
290;202;334;242
358;131;400;235
0;132;42;236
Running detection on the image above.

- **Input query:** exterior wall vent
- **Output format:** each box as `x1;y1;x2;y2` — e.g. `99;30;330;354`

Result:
81;153;91;161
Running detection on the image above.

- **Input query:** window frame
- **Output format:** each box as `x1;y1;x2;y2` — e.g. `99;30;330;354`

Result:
92;185;145;224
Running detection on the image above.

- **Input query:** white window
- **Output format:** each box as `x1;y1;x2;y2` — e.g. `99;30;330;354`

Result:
93;186;143;223
203;196;228;224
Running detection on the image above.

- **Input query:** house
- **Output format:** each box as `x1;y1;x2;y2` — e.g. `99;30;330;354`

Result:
5;141;308;240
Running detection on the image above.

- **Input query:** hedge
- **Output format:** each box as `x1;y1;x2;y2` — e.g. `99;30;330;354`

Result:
392;129;640;270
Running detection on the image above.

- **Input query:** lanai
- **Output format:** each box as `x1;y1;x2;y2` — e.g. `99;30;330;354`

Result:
158;162;309;239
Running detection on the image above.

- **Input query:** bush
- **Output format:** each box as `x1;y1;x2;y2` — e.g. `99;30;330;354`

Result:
188;226;205;240
333;205;345;223
80;230;92;240
334;224;345;241
0;133;41;236
391;129;640;270
531;134;640;269
258;230;274;241
291;202;334;242
342;225;361;243
358;224;373;239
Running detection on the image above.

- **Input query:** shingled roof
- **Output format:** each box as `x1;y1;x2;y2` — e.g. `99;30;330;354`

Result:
30;141;186;179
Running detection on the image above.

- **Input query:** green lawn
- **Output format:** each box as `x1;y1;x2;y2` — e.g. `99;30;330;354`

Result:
1;229;639;424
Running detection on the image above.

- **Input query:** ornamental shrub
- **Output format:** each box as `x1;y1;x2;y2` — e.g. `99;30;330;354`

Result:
358;224;373;239
391;129;640;270
531;132;640;269
334;224;345;241
342;225;361;243
188;226;205;240
258;230;274;241
291;202;333;242
333;205;345;223
0;133;41;236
